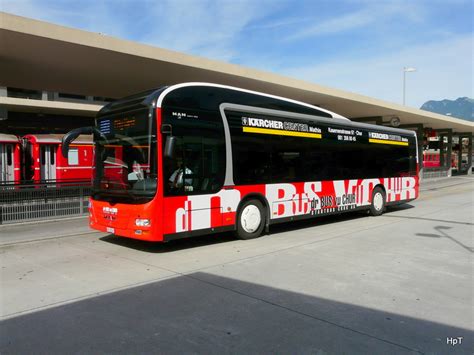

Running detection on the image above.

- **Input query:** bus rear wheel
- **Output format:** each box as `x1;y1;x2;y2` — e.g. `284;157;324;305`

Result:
369;187;386;216
236;199;265;240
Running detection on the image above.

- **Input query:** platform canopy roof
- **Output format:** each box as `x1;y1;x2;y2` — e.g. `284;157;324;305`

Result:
1;12;472;133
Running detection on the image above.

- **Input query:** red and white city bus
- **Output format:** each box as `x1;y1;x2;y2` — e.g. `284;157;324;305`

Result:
0;134;21;184
63;83;419;242
23;134;93;184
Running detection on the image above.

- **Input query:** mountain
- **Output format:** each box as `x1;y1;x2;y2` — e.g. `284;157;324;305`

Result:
420;97;474;121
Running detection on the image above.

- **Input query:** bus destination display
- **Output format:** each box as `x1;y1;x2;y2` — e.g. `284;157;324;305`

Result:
99;117;139;134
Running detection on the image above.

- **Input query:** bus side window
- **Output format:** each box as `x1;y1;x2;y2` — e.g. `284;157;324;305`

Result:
164;137;184;194
163;108;225;196
165;136;224;195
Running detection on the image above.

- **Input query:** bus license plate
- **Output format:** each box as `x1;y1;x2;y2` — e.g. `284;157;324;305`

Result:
106;227;115;233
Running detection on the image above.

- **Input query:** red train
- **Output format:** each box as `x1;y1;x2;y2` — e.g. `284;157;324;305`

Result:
422;150;441;168
422;150;457;169
0;134;94;185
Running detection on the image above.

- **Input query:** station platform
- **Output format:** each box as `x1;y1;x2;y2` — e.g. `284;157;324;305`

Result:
0;216;101;246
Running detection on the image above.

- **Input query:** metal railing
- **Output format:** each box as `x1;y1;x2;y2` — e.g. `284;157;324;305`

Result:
0;181;91;224
421;167;451;180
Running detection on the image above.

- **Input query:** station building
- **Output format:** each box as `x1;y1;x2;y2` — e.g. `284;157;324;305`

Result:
1;12;473;180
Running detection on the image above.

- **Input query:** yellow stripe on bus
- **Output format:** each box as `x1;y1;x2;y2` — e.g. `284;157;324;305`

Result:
369;138;408;146
243;127;322;139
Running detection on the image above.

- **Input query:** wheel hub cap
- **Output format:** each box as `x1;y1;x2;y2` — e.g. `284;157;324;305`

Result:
241;205;261;233
373;192;383;211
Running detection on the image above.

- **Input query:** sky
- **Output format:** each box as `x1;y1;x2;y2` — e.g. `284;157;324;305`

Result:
2;0;473;108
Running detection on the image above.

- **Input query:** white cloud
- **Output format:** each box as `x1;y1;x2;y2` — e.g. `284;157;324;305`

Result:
284;1;423;41
1;0;133;39
283;35;473;108
1;0;78;24
247;16;312;31
141;0;274;61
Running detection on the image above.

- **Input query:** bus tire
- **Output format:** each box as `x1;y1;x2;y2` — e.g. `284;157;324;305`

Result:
369;187;385;216
236;199;265;240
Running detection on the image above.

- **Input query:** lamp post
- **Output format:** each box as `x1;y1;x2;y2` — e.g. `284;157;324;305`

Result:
403;67;416;105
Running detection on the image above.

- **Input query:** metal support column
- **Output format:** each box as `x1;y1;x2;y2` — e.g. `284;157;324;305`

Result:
437;129;453;177
453;132;473;175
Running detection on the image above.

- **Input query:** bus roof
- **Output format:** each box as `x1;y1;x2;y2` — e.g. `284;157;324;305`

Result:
156;82;349;120
98;82;347;120
98;82;416;136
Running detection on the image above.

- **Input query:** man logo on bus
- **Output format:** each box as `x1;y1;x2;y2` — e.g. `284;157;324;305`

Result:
242;117;248;126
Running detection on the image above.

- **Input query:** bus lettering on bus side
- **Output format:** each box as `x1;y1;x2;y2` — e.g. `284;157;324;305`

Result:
245;117;284;129
333;180;359;206
369;132;390;140
266;183;297;218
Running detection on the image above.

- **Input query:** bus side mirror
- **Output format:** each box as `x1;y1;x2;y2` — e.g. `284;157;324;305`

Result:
164;136;176;159
61;126;94;158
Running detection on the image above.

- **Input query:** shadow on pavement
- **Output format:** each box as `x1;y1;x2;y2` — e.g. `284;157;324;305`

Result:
416;225;473;253
385;204;415;212
100;209;371;253
385;215;473;226
100;204;414;253
1;272;471;354
100;232;237;253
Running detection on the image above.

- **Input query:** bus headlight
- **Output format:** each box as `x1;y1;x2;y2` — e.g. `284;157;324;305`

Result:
135;218;151;227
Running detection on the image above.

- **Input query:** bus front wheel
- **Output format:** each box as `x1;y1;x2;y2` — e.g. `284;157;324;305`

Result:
236;199;265;240
369;187;386;216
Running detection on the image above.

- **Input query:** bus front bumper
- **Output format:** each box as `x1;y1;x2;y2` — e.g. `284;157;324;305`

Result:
88;199;163;242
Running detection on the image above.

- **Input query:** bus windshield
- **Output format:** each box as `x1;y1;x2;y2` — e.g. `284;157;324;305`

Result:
93;108;157;203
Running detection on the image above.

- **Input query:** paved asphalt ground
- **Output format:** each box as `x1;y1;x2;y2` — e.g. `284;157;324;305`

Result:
0;177;473;354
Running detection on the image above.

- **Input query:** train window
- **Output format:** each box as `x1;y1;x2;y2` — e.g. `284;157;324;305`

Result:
68;149;79;165
6;145;12;166
50;147;55;165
